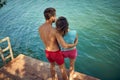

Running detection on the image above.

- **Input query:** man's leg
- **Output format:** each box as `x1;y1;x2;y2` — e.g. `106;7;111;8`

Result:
69;59;75;80
50;62;58;80
59;64;68;80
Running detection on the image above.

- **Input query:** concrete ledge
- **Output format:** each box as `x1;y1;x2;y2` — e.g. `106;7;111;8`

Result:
0;54;100;80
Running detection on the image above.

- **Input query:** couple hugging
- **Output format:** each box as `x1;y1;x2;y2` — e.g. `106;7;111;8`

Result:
39;7;78;80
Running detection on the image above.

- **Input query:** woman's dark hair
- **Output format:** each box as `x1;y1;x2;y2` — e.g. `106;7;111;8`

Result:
44;7;56;20
56;16;69;36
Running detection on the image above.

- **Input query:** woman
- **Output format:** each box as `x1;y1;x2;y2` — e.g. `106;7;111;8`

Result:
56;16;78;80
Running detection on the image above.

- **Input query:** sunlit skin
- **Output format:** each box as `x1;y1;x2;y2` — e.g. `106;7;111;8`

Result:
69;59;75;80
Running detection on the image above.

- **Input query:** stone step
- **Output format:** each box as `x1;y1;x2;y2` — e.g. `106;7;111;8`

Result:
0;54;100;80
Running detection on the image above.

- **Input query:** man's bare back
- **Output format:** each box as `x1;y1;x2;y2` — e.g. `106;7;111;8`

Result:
39;22;59;51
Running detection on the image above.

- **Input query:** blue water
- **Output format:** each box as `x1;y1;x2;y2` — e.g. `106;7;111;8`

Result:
0;0;120;80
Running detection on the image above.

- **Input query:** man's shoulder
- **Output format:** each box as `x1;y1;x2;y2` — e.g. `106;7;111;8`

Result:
38;26;42;33
39;24;45;31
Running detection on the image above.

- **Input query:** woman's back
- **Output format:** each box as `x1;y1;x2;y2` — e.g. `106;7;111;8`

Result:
61;30;77;51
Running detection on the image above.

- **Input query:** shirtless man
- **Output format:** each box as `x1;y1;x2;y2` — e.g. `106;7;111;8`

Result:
38;7;77;80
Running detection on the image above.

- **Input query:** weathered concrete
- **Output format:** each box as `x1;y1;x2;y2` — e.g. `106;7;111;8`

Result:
0;54;100;80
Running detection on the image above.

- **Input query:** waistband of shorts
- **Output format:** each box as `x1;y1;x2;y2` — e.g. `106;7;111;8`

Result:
62;47;76;51
45;50;60;53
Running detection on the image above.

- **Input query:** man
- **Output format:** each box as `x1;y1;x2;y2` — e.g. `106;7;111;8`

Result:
38;7;77;80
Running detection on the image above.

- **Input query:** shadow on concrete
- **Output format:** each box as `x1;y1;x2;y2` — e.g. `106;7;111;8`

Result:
0;54;59;80
0;54;99;80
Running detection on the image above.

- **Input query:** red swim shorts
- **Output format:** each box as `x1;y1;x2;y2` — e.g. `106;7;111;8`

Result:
45;50;64;65
62;48;77;59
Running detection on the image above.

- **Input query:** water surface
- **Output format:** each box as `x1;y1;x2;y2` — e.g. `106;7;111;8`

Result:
0;0;120;80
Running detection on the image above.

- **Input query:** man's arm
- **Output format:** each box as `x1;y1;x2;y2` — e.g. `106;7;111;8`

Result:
55;32;77;48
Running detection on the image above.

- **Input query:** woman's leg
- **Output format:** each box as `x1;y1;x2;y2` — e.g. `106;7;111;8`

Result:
69;58;75;80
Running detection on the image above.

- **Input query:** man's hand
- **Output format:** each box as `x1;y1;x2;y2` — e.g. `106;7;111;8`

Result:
74;34;78;46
